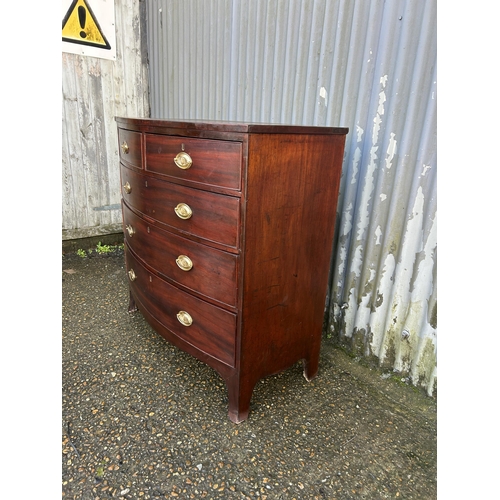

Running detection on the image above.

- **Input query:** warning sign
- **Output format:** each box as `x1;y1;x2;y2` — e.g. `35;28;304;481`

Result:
62;0;116;60
62;0;110;49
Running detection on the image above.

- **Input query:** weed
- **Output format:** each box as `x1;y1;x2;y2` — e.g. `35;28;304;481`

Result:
75;242;123;258
95;463;105;478
96;242;113;254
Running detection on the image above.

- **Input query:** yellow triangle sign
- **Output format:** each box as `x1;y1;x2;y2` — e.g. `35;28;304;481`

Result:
62;0;111;50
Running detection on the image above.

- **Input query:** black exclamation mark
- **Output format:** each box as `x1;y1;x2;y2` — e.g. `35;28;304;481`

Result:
78;6;87;38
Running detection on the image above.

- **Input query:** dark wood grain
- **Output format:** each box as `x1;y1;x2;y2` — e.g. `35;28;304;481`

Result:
126;246;237;367
120;164;240;249
123;202;238;308
117;118;348;423
118;128;142;169
225;132;345;422
145;133;242;190
116;116;349;136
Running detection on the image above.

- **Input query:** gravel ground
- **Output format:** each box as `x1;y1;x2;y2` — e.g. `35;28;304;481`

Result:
62;248;437;499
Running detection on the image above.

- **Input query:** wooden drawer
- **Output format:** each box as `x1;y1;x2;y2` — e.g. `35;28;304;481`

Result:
123;203;238;308
145;134;242;190
125;246;236;367
118;129;142;168
120;165;240;249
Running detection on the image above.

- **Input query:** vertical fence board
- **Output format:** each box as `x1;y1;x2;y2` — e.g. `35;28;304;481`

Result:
62;0;150;241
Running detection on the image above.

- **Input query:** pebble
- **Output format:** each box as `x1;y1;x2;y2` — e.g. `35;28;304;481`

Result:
61;250;437;500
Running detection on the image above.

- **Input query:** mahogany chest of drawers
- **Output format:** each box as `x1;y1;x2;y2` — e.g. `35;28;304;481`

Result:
116;117;348;423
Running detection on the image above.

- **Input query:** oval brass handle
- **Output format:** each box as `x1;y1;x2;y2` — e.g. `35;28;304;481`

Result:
174;151;192;170
126;224;135;237
174;203;192;220
176;254;193;271
123;182;132;194
121;141;129;154
177;310;193;327
128;269;136;281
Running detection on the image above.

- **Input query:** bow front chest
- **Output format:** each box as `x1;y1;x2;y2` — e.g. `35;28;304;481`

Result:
116;117;348;423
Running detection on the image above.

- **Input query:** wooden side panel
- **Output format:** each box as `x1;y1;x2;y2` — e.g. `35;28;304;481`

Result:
240;133;346;379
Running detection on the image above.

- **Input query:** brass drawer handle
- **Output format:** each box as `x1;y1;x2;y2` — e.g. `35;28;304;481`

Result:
125;224;135;237
174;151;192;170
176;254;193;271
177;310;193;327
174;203;192;220
121;141;129;154
128;269;136;281
123;182;132;194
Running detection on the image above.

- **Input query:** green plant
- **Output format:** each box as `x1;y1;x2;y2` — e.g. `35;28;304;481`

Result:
96;241;113;254
95;463;105;478
76;249;87;258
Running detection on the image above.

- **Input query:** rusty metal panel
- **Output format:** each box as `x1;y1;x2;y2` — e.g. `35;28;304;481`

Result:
62;0;150;240
145;0;437;394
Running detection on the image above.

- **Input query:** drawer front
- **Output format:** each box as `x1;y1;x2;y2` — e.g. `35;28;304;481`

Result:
145;134;242;190
121;165;240;248
123;203;238;307
118;129;142;168
126;246;236;367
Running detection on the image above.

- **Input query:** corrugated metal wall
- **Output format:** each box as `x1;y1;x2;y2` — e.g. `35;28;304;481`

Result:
62;0;150;241
146;0;437;395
